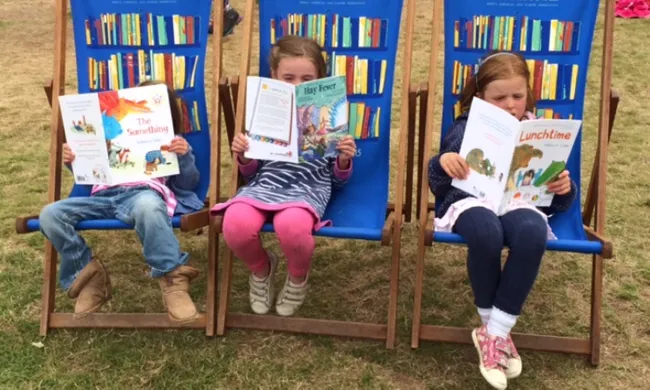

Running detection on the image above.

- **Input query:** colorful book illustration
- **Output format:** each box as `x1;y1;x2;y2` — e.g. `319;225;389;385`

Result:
270;13;387;49
84;13;199;47
451;60;578;101
244;75;349;163
452;97;581;215
59;84;180;185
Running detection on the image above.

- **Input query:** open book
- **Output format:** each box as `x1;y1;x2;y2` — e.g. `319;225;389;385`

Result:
244;75;348;163
452;97;582;215
59;84;179;185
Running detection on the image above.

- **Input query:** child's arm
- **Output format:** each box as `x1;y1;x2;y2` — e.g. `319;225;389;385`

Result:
169;146;200;190
538;179;577;215
428;119;466;197
237;155;263;181
331;157;353;189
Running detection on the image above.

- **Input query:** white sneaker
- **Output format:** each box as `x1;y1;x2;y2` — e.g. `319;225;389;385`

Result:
249;252;278;315
275;274;309;317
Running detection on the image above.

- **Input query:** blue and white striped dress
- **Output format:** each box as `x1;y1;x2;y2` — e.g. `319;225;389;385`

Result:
211;156;352;227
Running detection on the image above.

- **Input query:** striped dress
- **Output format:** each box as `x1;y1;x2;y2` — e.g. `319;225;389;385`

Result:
210;156;352;228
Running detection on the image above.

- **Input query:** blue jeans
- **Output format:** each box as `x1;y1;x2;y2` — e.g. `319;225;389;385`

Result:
39;186;188;290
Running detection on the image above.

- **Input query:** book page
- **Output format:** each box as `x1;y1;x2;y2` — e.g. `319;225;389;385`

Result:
295;75;348;162
59;93;113;185
98;84;179;185
246;77;295;144
451;97;520;211
503;118;582;208
244;77;298;163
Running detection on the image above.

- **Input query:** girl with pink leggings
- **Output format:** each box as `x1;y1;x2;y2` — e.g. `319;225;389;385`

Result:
210;35;356;317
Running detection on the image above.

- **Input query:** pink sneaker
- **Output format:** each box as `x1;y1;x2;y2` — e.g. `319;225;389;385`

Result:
504;334;522;379
471;325;508;390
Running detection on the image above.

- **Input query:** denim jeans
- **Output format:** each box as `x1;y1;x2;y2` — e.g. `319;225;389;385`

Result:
39;186;188;290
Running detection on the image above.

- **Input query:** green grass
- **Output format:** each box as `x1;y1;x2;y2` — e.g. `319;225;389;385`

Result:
1;0;650;388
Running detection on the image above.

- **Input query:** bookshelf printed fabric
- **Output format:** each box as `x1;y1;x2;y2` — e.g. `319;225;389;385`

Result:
443;1;598;124
71;0;211;134
268;10;393;141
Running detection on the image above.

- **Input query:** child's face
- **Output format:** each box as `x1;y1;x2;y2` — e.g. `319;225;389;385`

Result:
480;76;528;120
272;57;318;85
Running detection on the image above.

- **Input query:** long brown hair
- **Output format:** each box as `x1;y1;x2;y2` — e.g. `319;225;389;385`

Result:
458;51;535;114
137;80;184;135
269;35;327;78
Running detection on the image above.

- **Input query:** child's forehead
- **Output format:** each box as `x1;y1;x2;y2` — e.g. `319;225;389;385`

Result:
484;76;528;92
277;57;317;74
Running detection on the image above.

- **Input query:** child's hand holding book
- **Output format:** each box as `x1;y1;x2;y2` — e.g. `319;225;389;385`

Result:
231;133;251;164
440;152;470;180
546;170;572;195
336;135;356;169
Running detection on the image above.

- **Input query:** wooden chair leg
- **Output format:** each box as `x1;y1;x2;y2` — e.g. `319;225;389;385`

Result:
590;253;604;365
216;248;234;336
410;226;426;348
583;89;619;227
205;224;219;336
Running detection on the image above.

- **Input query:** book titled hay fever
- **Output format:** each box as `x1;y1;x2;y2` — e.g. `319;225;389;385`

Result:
244;75;348;163
59;84;179;185
452;97;582;215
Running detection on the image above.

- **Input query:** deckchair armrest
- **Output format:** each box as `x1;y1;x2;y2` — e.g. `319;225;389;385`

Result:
423;203;436;247
584;226;614;259
16;215;39;234
180;209;209;232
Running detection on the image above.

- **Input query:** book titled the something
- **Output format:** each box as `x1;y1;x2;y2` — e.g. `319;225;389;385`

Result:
452;97;582;215
244;75;349;163
59;84;179;185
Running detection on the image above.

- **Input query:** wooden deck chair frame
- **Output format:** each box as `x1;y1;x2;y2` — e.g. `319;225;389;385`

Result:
15;0;225;336
409;0;616;365
208;0;416;348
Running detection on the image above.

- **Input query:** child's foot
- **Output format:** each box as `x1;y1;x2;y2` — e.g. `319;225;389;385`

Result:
275;275;309;317
504;334;522;379
159;265;200;323
249;252;278;314
471;325;509;390
67;258;112;318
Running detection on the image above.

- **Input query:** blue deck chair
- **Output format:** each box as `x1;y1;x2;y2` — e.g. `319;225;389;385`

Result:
210;0;416;348
410;0;616;364
15;0;220;336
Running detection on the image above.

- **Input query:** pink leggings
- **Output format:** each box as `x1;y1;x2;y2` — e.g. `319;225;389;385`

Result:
222;203;315;277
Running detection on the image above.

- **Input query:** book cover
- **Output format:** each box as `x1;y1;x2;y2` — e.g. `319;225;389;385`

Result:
244;75;348;163
59;83;179;185
451;97;581;214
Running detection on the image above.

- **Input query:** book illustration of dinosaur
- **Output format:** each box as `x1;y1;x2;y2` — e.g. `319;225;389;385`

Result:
144;145;172;175
533;160;566;187
98;90;152;141
465;148;497;178
506;144;544;191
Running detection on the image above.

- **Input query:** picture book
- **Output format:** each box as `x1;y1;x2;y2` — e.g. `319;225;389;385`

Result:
452;97;582;215
244;75;348;163
59;84;179;185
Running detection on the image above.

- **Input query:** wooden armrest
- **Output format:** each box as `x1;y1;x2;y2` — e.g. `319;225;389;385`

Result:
180;209;209;232
16;215;39;234
584;226;614;259
423;209;436;246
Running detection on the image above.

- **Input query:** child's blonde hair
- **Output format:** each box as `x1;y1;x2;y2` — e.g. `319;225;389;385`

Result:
137;79;184;135
459;51;535;114
269;35;327;78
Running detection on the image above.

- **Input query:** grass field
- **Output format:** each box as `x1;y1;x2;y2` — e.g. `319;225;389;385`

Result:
1;0;650;388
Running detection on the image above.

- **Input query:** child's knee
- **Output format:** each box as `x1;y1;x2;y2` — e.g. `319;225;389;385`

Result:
132;195;167;220
222;208;263;246
39;202;64;231
514;215;547;247
274;210;313;244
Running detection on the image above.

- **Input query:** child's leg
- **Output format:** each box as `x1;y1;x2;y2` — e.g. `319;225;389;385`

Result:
488;209;547;332
39;196;114;289
272;207;315;282
453;207;505;313
222;202;270;277
116;189;200;323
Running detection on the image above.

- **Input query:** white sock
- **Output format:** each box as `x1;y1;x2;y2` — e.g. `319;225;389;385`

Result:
477;307;492;325
487;307;518;338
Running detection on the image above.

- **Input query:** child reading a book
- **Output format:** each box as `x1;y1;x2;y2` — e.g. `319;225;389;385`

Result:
211;35;357;317
39;80;205;324
428;51;577;390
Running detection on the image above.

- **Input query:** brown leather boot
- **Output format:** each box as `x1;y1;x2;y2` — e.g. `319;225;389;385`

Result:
159;265;200;323
67;259;112;318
